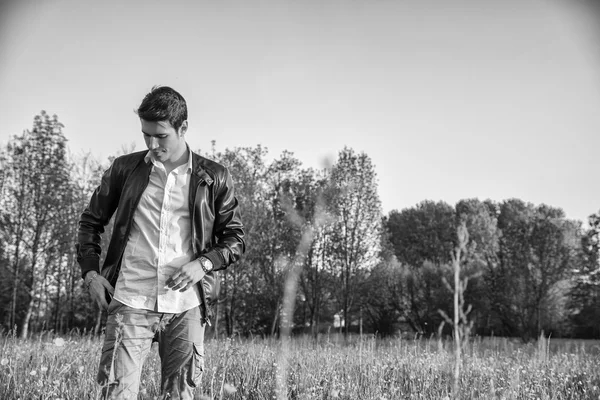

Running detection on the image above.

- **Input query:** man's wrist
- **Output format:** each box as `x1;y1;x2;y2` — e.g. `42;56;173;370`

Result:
84;271;99;290
198;256;213;274
201;251;224;272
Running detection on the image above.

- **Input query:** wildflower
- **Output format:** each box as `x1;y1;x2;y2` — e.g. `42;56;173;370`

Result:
53;338;65;347
0;358;8;366
78;366;85;373
41;367;48;373
223;383;237;395
331;389;340;398
30;370;37;376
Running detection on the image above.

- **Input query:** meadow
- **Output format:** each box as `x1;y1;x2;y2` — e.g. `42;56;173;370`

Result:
1;330;600;400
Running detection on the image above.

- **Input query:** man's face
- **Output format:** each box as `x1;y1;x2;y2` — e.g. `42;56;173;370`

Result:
141;119;187;164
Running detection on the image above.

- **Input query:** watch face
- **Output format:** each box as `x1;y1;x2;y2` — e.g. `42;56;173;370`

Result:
202;258;213;271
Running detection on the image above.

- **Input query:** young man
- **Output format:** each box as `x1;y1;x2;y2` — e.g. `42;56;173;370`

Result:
77;86;245;399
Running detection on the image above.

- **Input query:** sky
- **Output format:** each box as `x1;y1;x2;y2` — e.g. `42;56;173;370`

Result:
1;0;600;223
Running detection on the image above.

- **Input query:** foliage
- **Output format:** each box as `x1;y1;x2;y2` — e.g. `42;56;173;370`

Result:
387;200;456;268
0;112;75;338
489;200;579;340
326;147;382;336
386;201;456;335
569;211;600;338
384;198;581;340
0;112;593;340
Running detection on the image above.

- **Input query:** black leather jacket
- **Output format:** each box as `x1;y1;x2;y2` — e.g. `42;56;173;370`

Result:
76;149;245;323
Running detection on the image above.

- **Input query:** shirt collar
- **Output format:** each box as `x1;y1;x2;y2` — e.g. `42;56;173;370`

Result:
144;147;193;174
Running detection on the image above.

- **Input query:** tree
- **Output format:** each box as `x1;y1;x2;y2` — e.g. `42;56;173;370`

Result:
295;168;334;336
359;225;404;336
326;147;382;336
490;200;579;339
386;201;455;334
68;151;110;334
0;111;71;338
388;201;456;267
569;211;600;338
209;145;324;337
209;145;276;336
454;198;500;335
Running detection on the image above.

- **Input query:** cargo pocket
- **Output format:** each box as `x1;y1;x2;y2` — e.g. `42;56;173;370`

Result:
106;298;124;316
188;343;204;387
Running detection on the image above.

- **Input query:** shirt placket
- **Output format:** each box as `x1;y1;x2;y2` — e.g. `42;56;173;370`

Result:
158;171;175;284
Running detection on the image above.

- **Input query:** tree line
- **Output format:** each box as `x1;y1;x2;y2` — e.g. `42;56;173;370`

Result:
0;112;598;340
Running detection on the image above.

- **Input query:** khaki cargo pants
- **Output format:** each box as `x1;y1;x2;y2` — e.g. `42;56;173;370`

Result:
97;300;205;400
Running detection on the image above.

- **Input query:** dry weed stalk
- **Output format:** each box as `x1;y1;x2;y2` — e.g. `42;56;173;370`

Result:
275;193;329;400
438;221;474;399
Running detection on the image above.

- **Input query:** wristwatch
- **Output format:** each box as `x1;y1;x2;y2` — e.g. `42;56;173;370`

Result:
199;256;214;274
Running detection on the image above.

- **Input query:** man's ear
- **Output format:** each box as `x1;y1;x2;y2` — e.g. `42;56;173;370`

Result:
179;120;188;137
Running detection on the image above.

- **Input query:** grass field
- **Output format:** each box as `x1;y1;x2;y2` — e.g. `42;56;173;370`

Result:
1;331;600;399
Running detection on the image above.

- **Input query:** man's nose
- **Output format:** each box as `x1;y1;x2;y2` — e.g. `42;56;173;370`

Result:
149;137;159;149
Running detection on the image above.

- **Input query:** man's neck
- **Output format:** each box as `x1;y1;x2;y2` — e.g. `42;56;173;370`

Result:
163;147;189;174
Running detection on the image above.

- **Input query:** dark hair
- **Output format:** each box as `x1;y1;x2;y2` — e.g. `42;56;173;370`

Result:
136;86;188;130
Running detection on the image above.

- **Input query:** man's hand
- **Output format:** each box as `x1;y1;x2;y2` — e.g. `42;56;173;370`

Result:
85;271;114;311
166;259;206;292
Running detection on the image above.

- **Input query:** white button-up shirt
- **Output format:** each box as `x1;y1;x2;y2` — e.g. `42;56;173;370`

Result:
113;150;201;313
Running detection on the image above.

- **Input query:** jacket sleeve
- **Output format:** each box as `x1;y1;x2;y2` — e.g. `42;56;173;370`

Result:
202;167;245;271
76;161;122;278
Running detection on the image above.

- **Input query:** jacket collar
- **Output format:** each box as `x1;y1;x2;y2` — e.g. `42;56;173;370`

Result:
139;146;213;185
190;147;214;185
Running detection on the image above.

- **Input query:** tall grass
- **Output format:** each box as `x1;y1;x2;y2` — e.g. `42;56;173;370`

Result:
1;330;600;399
